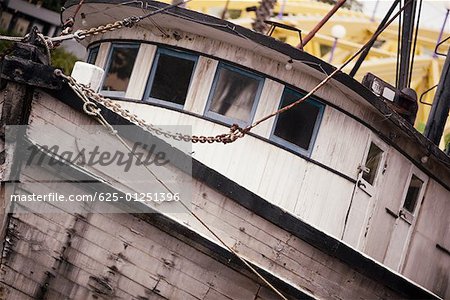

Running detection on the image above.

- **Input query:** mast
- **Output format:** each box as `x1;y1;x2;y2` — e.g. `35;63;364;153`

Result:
397;0;416;89
424;48;450;146
349;0;400;77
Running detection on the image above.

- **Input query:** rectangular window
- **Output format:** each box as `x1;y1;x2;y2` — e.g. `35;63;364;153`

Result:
87;46;99;65
101;43;139;96
402;175;423;213
362;142;383;185
145;48;197;107
205;63;264;126
271;88;324;154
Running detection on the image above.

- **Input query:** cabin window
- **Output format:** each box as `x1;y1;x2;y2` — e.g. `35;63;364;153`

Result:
271;88;324;154
144;48;197;107
361;142;383;185
87;46;99;65
101;43;140;96
205;63;264;126
402;175;423;213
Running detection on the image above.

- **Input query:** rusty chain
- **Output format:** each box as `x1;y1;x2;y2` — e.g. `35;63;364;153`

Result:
51;0;191;46
54;69;247;144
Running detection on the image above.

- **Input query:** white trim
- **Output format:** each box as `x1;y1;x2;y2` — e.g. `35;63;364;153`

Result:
125;44;157;100
95;42;111;69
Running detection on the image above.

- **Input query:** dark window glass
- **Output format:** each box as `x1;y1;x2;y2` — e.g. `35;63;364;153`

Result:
207;64;263;125
102;44;139;93
147;49;197;106
273;88;324;151
362;142;383;185
87;46;99;65
403;175;423;213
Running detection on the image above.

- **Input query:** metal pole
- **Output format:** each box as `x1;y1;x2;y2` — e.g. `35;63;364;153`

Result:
329;38;338;63
433;9;450;58
297;0;347;48
371;0;380;22
277;0;286;19
221;0;231;19
349;0;399;77
397;0;415;89
424;47;450;145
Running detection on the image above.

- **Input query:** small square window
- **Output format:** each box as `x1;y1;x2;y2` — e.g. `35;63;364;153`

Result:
205;63;264;126
362;142;383;185
145;48;197;107
403;175;423;214
271;88;324;154
101;43;139;96
87;46;99;65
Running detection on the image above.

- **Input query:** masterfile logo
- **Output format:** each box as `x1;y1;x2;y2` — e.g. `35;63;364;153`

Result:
4;125;193;214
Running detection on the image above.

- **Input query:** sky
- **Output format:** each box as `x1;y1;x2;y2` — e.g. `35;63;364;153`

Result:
361;1;450;31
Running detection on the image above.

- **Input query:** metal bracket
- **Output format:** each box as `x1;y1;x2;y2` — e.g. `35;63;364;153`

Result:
1;56;62;89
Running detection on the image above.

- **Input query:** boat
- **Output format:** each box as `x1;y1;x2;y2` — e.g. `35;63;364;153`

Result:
0;0;448;299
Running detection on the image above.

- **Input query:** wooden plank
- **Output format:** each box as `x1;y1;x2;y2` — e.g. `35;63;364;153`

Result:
184;56;218;115
1;266;45;298
125;43;157;100
75;214;260;299
401;180;450;298
0;283;34;300
8;220;162;299
203;287;234;300
95;42;111;69
311;106;369;179
7;205;166;299
10;195;259;300
251;78;284;138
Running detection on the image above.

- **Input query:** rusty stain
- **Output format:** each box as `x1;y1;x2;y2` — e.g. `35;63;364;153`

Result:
173;31;182;41
162;258;175;268
88;276;115;296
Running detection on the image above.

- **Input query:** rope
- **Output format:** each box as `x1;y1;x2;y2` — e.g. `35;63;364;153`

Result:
0;35;25;42
37;33;52;63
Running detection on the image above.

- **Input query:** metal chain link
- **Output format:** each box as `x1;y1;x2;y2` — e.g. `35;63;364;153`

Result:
78;17;139;39
54;69;247;144
48;18;138;46
52;0;190;46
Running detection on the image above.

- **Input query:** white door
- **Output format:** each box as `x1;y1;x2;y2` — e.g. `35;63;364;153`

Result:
342;138;387;249
383;167;428;271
